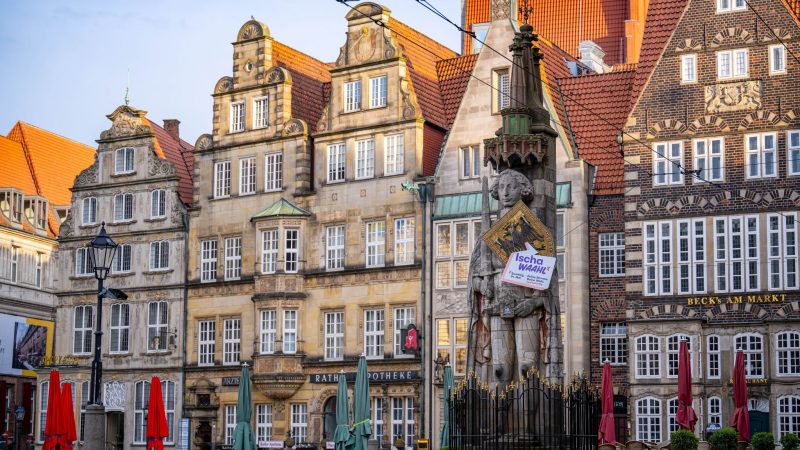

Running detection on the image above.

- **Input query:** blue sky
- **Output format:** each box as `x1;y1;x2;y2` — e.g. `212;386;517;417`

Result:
0;0;461;146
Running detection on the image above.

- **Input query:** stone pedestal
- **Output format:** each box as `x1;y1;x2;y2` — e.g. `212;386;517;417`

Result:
83;404;106;450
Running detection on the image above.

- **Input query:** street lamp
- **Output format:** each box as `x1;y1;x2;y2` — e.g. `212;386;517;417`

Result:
87;222;118;406
14;406;24;450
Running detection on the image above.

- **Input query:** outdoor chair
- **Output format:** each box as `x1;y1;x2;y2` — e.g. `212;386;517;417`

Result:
625;440;651;450
599;444;617;450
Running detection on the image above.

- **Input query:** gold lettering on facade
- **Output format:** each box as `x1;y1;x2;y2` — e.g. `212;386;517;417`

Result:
685;293;786;306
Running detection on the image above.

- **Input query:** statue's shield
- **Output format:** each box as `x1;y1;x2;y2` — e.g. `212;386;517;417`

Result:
482;200;555;264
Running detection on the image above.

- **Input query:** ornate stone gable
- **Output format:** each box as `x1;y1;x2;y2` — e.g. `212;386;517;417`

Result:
335;4;401;68
100;105;152;140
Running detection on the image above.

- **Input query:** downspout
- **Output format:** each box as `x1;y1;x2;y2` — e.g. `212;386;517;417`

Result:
181;209;190;420
418;184;428;441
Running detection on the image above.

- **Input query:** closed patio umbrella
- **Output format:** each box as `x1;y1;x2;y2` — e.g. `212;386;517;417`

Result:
42;370;65;450
676;340;697;431
60;383;77;449
439;365;454;449
334;372;352;450
732;350;750;441
232;365;256;450
598;361;616;444
146;377;170;450
352;355;371;450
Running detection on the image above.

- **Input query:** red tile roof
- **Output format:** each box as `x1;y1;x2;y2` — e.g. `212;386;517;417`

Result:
436;53;479;128
146;120;195;207
784;0;800;22
538;37;582;140
272;41;332;133
423;124;446;176
0;136;37;196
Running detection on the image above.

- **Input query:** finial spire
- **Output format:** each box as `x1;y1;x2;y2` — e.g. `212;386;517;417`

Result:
519;0;532;25
124;69;130;106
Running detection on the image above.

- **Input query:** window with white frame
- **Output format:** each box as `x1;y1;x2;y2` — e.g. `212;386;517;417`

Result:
223;318;241;365
735;333;764;378
394;307;415;357
109;303;129;353
224;237;242;280
636;397;662;442
644;222;673;295
384;134;404;176
261;230;278;274
717;49;748;79
494;69;510;111
283;310;298;354
778;396;800;439
148;301;168;352
471;23;489;53
113;193;134;222
746;133;777;179
391;397;415;450
635;335;660;378
198;320;215;366
436;318;468;374
35;253;43;287
225;405;237;444
714;216;758;293
151;189;167;218
667;397;680;439
134;381;149;443
681;54;697;83
10;247;17;284
459;145;481;179
38;381;48;440
75;247;92;276
789;131;800;176
326;225;345;271
364;309;385;359
600;323;628;365
708;396;722;427
230;102;245;133
717;0;745;11
324;311;344;361
327;143;345;183
707;335;721;379
394;218;415;265
240;157;256;195
768;212;798;290
653;142;683;186
260;310;277;354
201;240;217;282
291;403;308;443
264;153;283;191
285;229;299;273
693;137;724;182
356;138;375;179
115;147;135;174
253;97;269;129
73;305;93;354
112;243;132;273
214;161;231;198
777;331;800;376
256;404;273;442
344;80;362;112
162;380;176;442
82;197;97;225
80;380;89;441
770;44;787;75
677;219;707;294
667;335;691;378
373;398;385;447
366;221;386;267
370;76;387;108
149;240;169;270
599;233;625;276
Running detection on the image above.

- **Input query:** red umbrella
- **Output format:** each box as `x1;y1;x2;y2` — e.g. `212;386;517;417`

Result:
42;370;65;450
60;383;77;448
146;377;170;450
732;351;750;441
676;340;698;431
598;361;616;444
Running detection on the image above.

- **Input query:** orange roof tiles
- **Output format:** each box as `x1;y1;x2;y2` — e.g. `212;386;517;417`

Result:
784;0;800;22
146;120;195;207
0;135;37;196
272;41;332;133
436;53;479;128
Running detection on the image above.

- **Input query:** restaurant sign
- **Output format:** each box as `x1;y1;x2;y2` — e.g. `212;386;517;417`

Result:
685;293;789;306
310;370;419;383
221;376;240;386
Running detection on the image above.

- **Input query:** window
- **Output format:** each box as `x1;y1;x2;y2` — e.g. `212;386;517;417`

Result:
393;307;415;357
600;323;628;365
240;157;256;195
283;310;298;354
384;134;404;175
366;221;386;267
82;197;97;225
717;49;748;79
134;381;149;443
717;0;745;11
214;161;231;198
707;335;721;379
162;380;176;442
284;229;299;273
714;216;759;293
677;219;707;294
260;310;277;354
10;247;17;283
230;102;245;133
636;397;662;442
459;145;481;179
777;332;800;376
261;230;278;274
73;305;93;355
35;253;43;287
39;381;48;441
198;320;215;366
746;133;777;179
665;397;683;440
290;403;308;444
788;131;800;176
735;333;764;378
370;76;387;108
256;404;273;442
327;143;345;183
80;381;89;441
149;240;169;270
225;405;237;444
264;153;283;191
356;138;375;179
391;397;415;450
344;80;362;112
201;240;217;282
681;54;697;83
223;318;241;365
635;335;660;378
253;97;269;129
599;233;625;276
114;147;135;174
75;247;92;276
324;311;344;361
768;212;798;290
770;44;787;75
471;23;489;53
113;193;134;222
109;303;129;353
394;218;415;265
653;142;683;186
364;309;385;359
373;398;385;447
326;225;345;271
667;335;691;378
148;301;168;352
778;396;800;439
693;137;724;182
151;189;167;218
644;222;673;295
494;69;510;111
111;243;132;274
224;237;242;280
436;318;468;374
708;396;722;427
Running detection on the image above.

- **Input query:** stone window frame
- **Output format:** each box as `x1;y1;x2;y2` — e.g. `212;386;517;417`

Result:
224;404;238;444
491;68;510;113
73;304;93;355
666;334;693;379
284;228;300;273
666;397;680;440
434;219;480;290
775;331;800;377
253;96;269;129
770;44;787;76
436;317;468;375
384;133;404;176
82;196;97;225
745;132;778;179
222;317;241;365
643;221;674;296
458;144;482;180
713;215;759;294
229;101;245;133
223;236;242;281
676;218;707;294
369;75;388;109
260;309;277;355
634;334;661;379
323;310;345;361
394;218;415;266
256;403;274;442
149;240;170;271
327;142;346;183
109;302;130;354
283;309;299;354
364;308;385;360
239;156;257;196
112;192;134;222
197;319;216;366
471;22;489;54
290;403;309;443
355;137;376;180
680;53;697;84
366;220;386;268
390;396;416;448
264;152;283;192
708;396;723;427
343;79;362;113
260;229;279;274
635;396;662;442
214;160;232;198
114;147;135;175
325;224;345;271
692;137;725;183
150;189;167;219
200;239;218;282
147;300;169;352
393;306;416;358
75;246;93;277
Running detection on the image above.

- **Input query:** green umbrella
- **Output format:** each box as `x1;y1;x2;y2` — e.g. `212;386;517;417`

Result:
233;364;257;450
334;372;352;450
439;365;454;449
351;355;371;450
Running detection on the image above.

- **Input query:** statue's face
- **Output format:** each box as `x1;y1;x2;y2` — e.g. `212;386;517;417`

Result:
497;173;524;207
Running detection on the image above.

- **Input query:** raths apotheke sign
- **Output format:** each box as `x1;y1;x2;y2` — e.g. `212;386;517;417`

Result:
684;293;790;306
310;370;419;383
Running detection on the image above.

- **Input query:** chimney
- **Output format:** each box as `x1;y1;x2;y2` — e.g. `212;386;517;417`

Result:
578;41;610;74
163;119;180;140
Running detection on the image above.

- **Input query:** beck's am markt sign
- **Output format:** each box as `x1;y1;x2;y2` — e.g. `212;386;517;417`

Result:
684;293;790;306
501;244;556;290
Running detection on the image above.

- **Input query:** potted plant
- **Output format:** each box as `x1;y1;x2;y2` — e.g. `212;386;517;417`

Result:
750;432;775;450
709;427;738;450
672;429;700;450
781;433;800;450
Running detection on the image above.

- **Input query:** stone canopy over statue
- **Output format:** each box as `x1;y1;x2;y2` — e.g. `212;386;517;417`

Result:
466;18;563;387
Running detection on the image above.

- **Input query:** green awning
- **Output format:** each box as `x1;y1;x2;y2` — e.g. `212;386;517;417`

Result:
434;183;572;219
252;198;311;219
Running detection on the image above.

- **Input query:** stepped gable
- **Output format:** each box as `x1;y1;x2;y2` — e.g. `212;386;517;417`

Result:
145;120;195;207
436;53;479;128
272;40;332;133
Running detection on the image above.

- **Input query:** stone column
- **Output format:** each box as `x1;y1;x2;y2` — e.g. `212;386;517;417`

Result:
82;404;105;450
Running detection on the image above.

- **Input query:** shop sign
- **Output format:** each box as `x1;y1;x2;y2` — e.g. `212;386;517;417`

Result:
258;441;283;448
685;293;788;306
310;370;419;383
221;377;240;386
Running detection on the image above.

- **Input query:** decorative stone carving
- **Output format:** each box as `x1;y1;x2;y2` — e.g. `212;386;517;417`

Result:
100;105;151;140
214;76;234;94
59;212;74;237
237;20;268;42
490;0;512;20
104;381;126;410
336;45;348;67
73;159;99;187
345;3;383;20
354;27;378;63
705;80;762;114
194;134;213;151
265;67;288;85
148;155;177;177
399;78;416;120
282;119;307;136
384;32;397;59
317;104;330;132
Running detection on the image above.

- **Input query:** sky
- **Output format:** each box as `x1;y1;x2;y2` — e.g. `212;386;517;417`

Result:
0;0;462;147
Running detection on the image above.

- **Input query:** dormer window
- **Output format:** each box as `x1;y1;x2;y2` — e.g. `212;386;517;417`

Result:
344;80;362;112
114;147;135;174
230;102;245;133
0;190;24;223
369;76;387;108
24;197;48;230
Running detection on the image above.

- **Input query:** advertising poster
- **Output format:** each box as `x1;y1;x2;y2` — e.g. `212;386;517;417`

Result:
0;312;54;377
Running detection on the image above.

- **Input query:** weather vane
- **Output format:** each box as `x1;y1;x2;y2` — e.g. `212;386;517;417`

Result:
124;68;130;106
519;0;532;24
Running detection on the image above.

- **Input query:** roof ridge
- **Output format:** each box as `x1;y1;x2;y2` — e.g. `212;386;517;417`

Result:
271;39;332;69
17;121;95;149
11;122;44;197
390;17;458;57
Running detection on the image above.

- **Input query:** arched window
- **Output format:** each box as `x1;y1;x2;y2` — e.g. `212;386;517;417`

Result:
635;335;661;378
134;379;176;443
636;397;662;442
667;397;679;439
667;334;692;378
708;396;722;427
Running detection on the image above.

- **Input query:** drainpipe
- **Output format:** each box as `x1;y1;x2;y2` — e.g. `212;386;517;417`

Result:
181;209;190;421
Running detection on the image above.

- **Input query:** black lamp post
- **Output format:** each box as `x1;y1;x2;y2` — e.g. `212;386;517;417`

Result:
14;405;24;450
87;222;118;406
